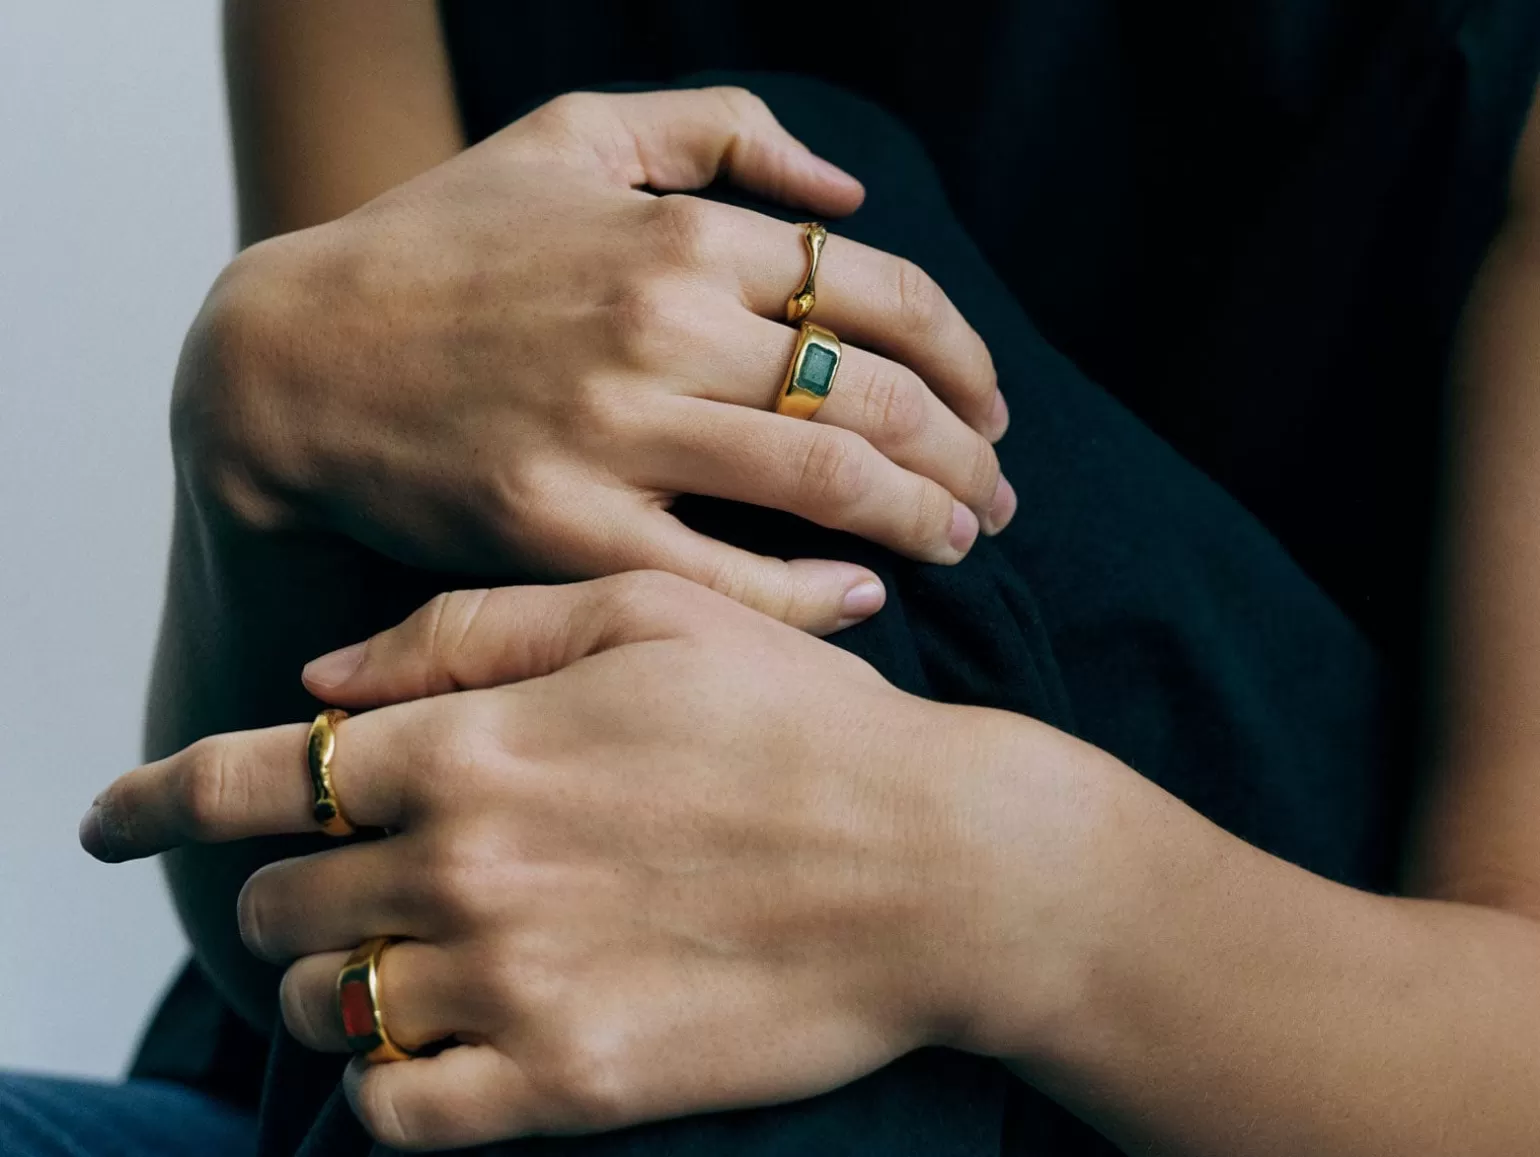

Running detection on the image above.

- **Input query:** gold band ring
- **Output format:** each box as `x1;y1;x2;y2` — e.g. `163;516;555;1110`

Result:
785;222;827;323
306;709;356;837
774;321;842;420
338;937;417;1063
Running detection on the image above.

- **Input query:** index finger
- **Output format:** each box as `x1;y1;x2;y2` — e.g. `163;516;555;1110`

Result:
80;715;405;863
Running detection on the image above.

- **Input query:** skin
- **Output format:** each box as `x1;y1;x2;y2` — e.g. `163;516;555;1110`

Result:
106;4;1540;1153
153;1;1010;1037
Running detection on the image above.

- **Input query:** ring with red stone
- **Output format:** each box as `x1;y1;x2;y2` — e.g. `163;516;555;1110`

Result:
337;937;418;1063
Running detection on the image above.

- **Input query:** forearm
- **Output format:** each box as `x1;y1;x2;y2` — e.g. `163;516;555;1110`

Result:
963;712;1540;1156
224;0;462;245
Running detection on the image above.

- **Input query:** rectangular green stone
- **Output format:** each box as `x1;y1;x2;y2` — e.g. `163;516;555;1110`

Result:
794;343;837;397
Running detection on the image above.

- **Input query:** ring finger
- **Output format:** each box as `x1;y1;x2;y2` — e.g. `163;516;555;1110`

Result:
281;939;464;1055
238;836;440;965
690;315;1012;532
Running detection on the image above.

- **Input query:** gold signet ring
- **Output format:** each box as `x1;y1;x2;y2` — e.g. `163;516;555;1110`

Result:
774;322;842;420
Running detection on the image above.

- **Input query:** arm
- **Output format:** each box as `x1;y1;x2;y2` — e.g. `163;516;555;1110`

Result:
222;0;462;244
961;86;1540;1155
150;1;465;1029
153;15;1006;1031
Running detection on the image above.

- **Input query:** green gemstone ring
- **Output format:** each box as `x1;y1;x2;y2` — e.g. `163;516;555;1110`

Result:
775;321;842;420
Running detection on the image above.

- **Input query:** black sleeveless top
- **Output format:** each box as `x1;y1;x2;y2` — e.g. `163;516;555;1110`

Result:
132;1;1540;1149
440;0;1540;666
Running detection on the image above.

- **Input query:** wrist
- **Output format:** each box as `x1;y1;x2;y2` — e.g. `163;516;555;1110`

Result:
171;231;321;532
906;701;1127;1063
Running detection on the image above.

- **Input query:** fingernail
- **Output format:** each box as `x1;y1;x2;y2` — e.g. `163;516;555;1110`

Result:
989;391;1010;441
837;580;886;629
303;642;365;690
79;804;108;860
949;502;980;557
982;476;1017;536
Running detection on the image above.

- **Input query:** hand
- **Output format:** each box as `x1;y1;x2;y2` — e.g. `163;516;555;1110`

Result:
83;573;1051;1149
180;87;1014;635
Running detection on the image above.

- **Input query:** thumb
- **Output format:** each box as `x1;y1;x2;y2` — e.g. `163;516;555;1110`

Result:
622;512;887;637
545;86;865;216
301;575;695;706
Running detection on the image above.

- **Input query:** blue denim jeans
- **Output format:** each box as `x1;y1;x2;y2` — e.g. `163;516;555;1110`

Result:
0;1073;256;1157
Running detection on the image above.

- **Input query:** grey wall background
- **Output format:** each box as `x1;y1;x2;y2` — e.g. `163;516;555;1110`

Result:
1;4;234;1076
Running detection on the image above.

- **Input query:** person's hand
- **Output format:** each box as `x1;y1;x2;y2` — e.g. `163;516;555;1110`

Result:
181;87;1014;635
80;573;1077;1150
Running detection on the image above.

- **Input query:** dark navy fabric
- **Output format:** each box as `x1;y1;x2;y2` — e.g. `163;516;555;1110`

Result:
0;1074;256;1157
82;2;1540;1154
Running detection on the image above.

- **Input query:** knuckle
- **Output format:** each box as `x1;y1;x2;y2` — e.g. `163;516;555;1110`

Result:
795;429;870;511
601;569;696;627
398;702;501;816
541;1029;634;1131
535;90;605;133
894;258;945;337
700;555;755;610
277;964;320;1047
860;364;927;447
965;436;1002;507
708;84;771;122
176;737;242;839
603;275;695;367
645;194;721;271
353;1071;415;1151
236;873;273;961
418;830;507;926
417;588;494;671
483;941;565;1023
909;480;956;551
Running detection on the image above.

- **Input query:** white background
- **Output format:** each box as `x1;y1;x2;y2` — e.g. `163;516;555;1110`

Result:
0;4;234;1076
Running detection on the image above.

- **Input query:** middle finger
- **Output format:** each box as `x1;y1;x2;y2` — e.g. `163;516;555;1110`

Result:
238;836;432;965
688;314;1012;531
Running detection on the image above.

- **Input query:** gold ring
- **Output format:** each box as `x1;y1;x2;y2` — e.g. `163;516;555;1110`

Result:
306;709;356;837
338;937;417;1063
785;222;827;323
774;321;842;420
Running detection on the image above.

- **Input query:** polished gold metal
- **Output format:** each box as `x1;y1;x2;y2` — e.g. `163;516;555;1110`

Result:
307;709;356;837
337;937;417;1063
784;222;827;323
773;321;842;420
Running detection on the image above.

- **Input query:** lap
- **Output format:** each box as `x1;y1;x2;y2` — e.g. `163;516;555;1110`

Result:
0;1073;255;1157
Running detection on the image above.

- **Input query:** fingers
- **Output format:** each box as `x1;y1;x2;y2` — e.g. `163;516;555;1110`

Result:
644;198;1003;438
697;316;1014;532
302;573;719;706
280;940;463;1056
534;87;863;216
594;508;888;637
238;839;424;964
639;396;981;564
80;712;410;861
345;1045;536;1152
